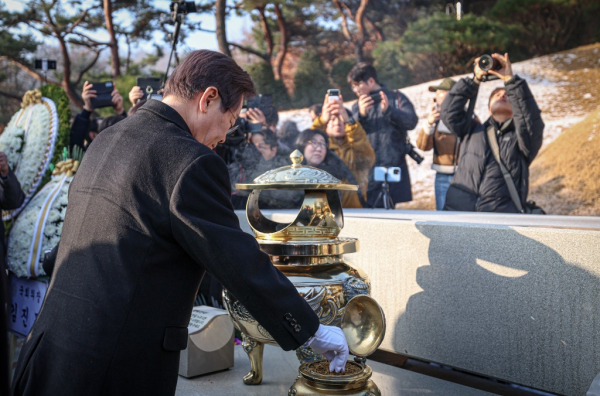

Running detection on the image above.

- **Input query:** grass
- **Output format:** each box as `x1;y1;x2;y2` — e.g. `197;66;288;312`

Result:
529;109;600;216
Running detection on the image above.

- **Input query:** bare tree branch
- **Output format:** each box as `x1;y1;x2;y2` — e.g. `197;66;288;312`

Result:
333;0;352;41
0;56;61;85
229;43;270;62
71;32;110;46
65;5;100;34
74;49;103;86
0;89;24;101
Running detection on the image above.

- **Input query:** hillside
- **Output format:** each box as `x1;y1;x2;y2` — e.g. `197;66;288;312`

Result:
529;109;600;215
278;43;600;214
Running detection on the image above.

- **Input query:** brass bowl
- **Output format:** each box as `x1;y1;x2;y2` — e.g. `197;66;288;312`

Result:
289;360;380;395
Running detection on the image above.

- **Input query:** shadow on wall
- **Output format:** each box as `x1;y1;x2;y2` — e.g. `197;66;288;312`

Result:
395;222;600;396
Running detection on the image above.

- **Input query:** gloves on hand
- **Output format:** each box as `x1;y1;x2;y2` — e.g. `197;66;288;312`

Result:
307;324;349;373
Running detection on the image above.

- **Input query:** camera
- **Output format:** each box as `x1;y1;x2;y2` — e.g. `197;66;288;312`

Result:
216;118;262;165
374;167;401;183
478;54;502;72
406;142;424;164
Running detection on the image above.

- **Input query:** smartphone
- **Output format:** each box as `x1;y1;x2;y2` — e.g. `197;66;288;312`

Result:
90;81;114;109
137;77;162;101
369;91;382;104
374;166;401;183
433;98;439;112
327;89;340;102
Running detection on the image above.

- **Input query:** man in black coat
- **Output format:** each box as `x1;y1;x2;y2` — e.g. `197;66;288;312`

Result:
441;53;544;213
0;151;25;396
11;50;348;396
348;63;419;208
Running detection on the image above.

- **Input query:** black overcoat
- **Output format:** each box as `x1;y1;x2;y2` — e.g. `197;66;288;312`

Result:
11;100;319;396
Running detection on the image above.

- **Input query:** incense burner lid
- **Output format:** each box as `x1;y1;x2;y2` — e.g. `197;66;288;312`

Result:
235;150;358;191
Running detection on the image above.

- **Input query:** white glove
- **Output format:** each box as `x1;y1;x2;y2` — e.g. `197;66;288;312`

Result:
306;324;349;373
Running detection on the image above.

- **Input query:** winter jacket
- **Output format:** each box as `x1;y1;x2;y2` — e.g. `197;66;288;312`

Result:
311;117;375;199
312;151;363;209
416;120;460;174
351;85;419;205
441;76;544;213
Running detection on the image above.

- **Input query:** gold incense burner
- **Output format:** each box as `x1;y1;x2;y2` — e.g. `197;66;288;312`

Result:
223;150;386;393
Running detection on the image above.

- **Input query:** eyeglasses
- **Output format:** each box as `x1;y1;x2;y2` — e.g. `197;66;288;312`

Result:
226;109;239;135
308;140;327;150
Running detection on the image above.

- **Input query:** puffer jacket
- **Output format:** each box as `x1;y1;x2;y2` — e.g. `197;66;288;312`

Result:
441;75;544;213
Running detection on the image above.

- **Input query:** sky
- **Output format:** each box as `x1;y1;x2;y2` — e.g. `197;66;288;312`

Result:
4;0;253;54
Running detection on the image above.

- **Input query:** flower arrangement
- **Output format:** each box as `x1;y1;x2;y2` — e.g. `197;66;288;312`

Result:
7;153;82;278
0;90;58;220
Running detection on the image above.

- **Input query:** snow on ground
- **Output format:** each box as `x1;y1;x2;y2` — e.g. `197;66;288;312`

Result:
277;46;600;208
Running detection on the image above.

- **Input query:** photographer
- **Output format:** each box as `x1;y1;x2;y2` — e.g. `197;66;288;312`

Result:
441;53;544;213
312;92;375;201
416;78;459;210
347;63;419;208
70;81;126;151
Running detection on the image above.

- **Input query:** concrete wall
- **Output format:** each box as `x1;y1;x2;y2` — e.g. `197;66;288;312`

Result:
235;209;600;396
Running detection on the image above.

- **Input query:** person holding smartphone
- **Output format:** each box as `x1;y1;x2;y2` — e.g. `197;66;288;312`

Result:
311;90;375;205
416;78;458;210
347;63;419;208
70;81;126;151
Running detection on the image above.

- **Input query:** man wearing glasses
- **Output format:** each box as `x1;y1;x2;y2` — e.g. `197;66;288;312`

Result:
12;50;348;396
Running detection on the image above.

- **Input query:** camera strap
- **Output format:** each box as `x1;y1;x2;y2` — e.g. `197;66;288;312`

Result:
485;124;525;213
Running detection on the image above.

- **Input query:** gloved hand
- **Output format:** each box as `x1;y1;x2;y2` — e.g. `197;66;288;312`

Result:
306;324;349;373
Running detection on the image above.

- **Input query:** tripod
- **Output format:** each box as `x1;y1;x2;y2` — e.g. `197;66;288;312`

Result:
162;1;196;86
373;175;395;209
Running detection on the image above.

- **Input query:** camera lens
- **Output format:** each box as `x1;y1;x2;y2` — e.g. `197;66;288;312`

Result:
478;54;494;71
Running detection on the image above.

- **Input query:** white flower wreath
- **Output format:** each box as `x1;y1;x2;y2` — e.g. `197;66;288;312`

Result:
7;174;72;278
0;94;58;220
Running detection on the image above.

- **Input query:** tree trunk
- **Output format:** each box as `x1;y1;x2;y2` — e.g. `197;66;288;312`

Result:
354;0;369;62
215;0;231;57
56;35;82;107
257;5;274;59
103;0;121;79
273;3;289;80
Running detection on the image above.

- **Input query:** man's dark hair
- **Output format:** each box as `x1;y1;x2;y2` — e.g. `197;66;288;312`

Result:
252;127;278;148
295;129;329;153
347;63;378;85
164;50;256;112
488;87;506;109
98;114;126;133
309;104;322;117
